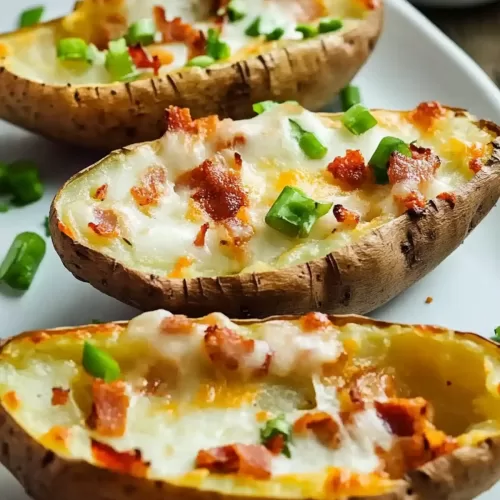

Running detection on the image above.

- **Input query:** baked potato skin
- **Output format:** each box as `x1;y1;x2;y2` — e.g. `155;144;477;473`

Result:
49;115;500;319
1;316;500;500
0;7;382;151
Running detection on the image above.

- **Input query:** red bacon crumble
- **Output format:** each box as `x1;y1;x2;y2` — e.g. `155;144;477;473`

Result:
300;312;331;331
293;412;341;448
437;191;457;207
160;315;193;334
195;444;272;479
375;397;430;437
333;204;360;227
327;150;368;189
91;440;149;477
51;387;70;406
388;145;441;185
409;101;446;131
88;208;119;237
194;222;210;247
400;191;426;212
469;157;483;173
93;184;108;201
86;380;129;437
130;166;167;207
263;434;285;456
233;152;243;170
128;45;161;76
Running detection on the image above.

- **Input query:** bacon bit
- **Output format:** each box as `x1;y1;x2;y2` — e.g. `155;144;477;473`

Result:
2;391;20;411
165;106;196;133
93;184;108;201
194;222;210;247
399;191;426;212
327;150;368;189
86;380;129;438
437;191;457;207
91;440;149;477
160;315;193;334
293;412;340;448
408;101;446;132
333;204;360;228
195;444;272;479
148;46;175;66
234;152;243;170
130;166;167;208
204;325;255;371
300;312;331;331
58;220;75;239
388;144;441;185
169;256;193;278
88;208;119;237
425;296;433;304
264;434;286;456
128;45;161;76
469;157;483;173
375;397;430;437
51;387;70;406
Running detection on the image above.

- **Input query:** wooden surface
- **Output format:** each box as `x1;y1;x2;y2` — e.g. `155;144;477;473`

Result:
420;3;500;85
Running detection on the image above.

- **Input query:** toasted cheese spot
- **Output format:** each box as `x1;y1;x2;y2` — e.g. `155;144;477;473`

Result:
91;440;150;477
160;315;194;334
40;426;70;454
128;46;161;76
333;204;360;228
0;43;10;58
235;206;251;225
2;391;20;411
58;220;75;239
256;410;272;423
193;380;258;409
88;208;119;237
93;183;108;201
293;412;341;448
51;387;70;406
408;101;446;131
168;256;193;278
148;46;175;66
348;370;396;404
276;170;303;191
274;0;328;21
327;150;368;190
86;380;129;437
325;468;390;496
194;223;209;247
195;444;272;479
130;166;167;207
29;331;51;344
185;198;205;223
300;312;332;331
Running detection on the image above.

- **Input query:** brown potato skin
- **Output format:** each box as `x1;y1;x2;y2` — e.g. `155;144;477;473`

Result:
49;112;500;319
0;7;382;151
1;316;500;500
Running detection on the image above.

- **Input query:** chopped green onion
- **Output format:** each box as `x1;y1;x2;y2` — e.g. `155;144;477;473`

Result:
319;18;343;34
127;18;156;46
289;120;328;159
0;203;9;213
295;24;318;39
245;16;262;37
19;6;44;28
341;104;378;136
491;326;500;342
266;27;285;41
369;137;412;184
43;216;50;237
105;38;138;82
206;28;231;61
227;0;246;22
0;232;46;291
57;38;89;62
260;414;292;458
0;162;9;194
253;101;279;114
265;186;332;238
186;55;215;68
86;43;105;65
340;84;361;111
7;160;43;206
82;342;121;382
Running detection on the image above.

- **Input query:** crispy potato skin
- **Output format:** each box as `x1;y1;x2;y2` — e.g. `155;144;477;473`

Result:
1;315;500;500
49;112;500;319
0;7;382;151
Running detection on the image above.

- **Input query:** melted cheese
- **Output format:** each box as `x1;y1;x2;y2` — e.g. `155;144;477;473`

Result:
55;104;496;278
2;0;366;85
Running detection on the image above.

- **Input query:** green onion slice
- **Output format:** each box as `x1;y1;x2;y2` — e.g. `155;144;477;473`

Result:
253;101;279;114
340;84;361;112
319;18;343;33
105;38;139;82
369;137;412;184
492;326;500;342
245;16;262;37
206;28;231;61
0;232;46;291
265;186;332;238
227;0;246;22
266;27;285;41
57;38;89;62
341;104;378;136
289;120;328;159
295;24;318;39
127;18;156;46
7;160;44;206
186;55;215;68
19;6;44;28
82;342;121;382
260;414;292;458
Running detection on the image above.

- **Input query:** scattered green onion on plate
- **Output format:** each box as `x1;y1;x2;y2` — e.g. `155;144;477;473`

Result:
19;5;44;28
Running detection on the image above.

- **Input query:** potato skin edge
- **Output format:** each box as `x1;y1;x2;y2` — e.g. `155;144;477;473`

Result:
0;7;382;151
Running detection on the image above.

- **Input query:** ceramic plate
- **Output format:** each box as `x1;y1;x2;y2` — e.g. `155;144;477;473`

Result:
1;0;500;498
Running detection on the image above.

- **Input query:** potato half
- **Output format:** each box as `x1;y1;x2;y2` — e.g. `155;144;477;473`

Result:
1;310;500;500
50;102;500;318
0;0;382;150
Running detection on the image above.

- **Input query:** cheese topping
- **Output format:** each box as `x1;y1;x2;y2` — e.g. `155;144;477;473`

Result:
55;102;496;279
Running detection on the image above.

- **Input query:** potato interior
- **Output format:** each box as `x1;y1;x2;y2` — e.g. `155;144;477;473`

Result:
0;313;499;498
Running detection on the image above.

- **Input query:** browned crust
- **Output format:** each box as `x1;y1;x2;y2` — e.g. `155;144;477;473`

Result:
1;316;499;500
0;7;382;151
49;110;500;319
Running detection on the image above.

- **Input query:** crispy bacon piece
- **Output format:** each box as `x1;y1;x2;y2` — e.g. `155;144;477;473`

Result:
91;440;150;477
93;184;108;201
194;222;210;247
263;434;286;456
128;45;161;76
196;444;272;479
375;397;430;437
87;380;129;438
165;107;219;138
437;191;457;207
388;145;441;185
469;157;483;173
160;314;193;334
408;101;446;131
221;217;255;251
293;412;341;448
88;208;118;237
333;204;360;227
399;191;426;212
51;387;70;406
130;166;167;207
233;152;243;170
300;312;331;331
327;150;368;189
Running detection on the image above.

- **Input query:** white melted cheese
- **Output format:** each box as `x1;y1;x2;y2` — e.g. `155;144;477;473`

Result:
56;104;494;278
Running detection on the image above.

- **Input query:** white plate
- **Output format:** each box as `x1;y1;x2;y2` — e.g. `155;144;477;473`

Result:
1;0;500;498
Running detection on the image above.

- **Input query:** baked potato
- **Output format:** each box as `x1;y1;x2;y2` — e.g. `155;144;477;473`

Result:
50;101;500;318
0;310;499;500
0;0;382;150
